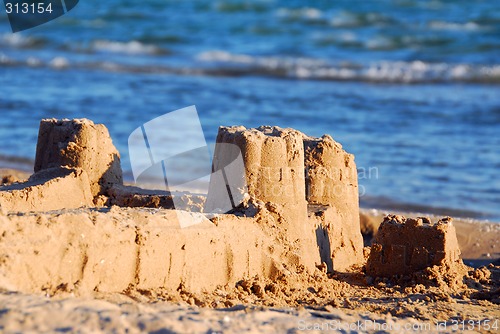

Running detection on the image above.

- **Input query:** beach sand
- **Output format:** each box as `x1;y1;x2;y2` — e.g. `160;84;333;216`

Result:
0;205;498;333
0;120;499;333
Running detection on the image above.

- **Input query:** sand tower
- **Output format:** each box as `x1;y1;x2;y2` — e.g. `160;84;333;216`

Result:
213;126;307;217
304;135;364;270
35;118;123;197
0;119;123;212
211;126;365;272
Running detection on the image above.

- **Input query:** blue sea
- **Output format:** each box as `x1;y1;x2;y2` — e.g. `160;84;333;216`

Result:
0;0;499;220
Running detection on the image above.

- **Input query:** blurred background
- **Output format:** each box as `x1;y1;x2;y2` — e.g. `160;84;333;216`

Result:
0;0;499;219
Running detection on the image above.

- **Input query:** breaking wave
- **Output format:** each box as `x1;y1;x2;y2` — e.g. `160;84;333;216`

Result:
2;50;500;84
91;40;168;55
0;33;47;49
196;51;500;84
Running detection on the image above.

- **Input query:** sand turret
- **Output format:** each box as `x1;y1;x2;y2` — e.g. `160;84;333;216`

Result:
304;134;364;271
211;126;365;272
35;118;122;197
0;119;122;212
303;134;359;225
213;126;307;218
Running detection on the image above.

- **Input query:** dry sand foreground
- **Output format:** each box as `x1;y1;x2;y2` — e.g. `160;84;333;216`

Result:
0;208;498;334
0;119;499;333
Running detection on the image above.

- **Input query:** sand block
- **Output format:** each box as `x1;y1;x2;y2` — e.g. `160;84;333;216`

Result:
214;126;307;214
303;134;359;226
309;205;364;272
34;118;122;197
0;167;93;212
366;215;463;277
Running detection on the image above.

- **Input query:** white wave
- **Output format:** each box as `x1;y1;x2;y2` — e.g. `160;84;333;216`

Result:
276;7;322;20
330;11;359;27
92;40;160;55
338;32;357;42
0;53;13;64
197;51;500;83
27;57;42;67
197;50;327;69
366;36;394;50
100;61;122;71
3;50;499;84
49;57;69;69
197;50;254;64
364;61;438;82
330;11;394;28
428;21;481;31
0;33;34;47
478;65;500;78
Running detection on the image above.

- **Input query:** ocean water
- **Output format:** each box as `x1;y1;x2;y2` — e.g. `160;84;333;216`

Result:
0;0;499;219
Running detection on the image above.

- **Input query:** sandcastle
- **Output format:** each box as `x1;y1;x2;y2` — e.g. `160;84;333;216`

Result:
366;215;463;277
0;118;465;295
0;119;121;212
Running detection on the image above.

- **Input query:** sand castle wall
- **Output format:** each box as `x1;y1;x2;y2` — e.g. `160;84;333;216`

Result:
309;206;364;272
366;215;463;277
0;208;293;295
107;184;205;212
0;167;93;212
